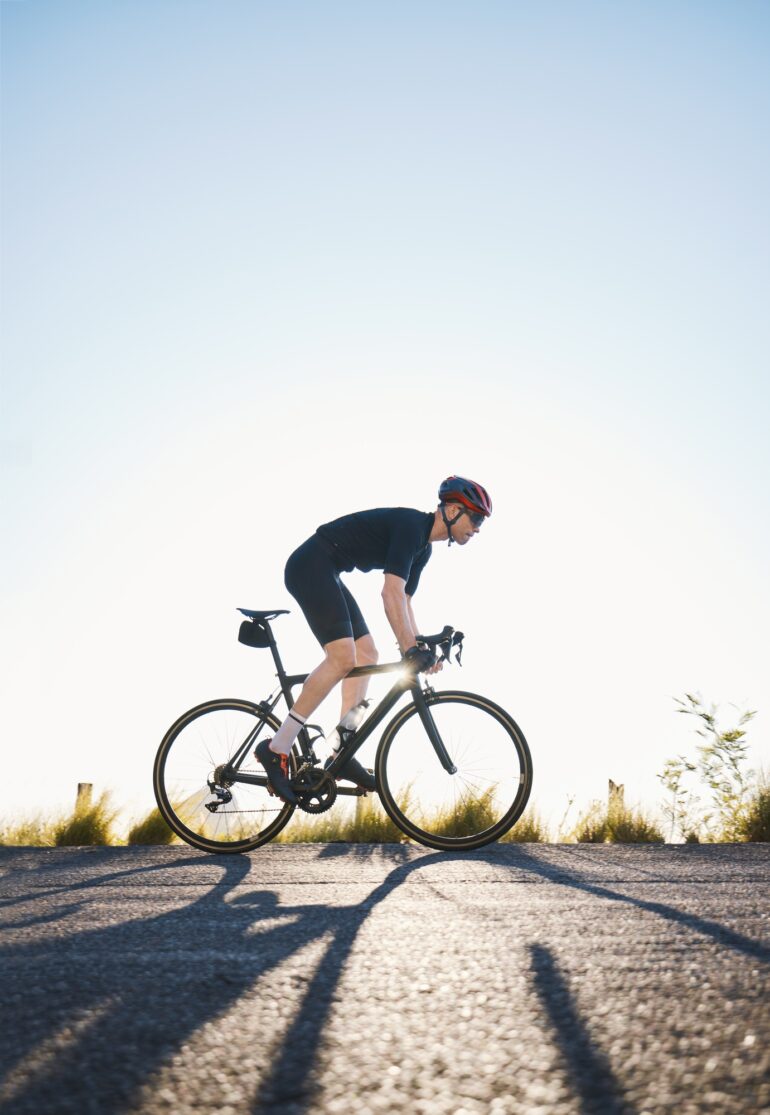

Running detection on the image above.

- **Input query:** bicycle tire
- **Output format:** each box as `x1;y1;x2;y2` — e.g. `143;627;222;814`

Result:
375;689;533;850
153;698;297;854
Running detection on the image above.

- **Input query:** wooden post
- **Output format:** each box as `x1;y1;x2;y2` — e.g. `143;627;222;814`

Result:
608;780;624;812
76;783;93;808
355;794;365;825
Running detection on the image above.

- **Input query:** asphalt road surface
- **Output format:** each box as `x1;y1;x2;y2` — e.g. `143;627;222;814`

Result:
0;843;768;1115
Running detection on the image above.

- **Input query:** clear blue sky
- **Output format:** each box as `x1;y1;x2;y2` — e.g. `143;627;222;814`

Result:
2;1;768;831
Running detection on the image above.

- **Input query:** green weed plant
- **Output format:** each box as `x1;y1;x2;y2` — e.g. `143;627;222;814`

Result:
659;693;758;841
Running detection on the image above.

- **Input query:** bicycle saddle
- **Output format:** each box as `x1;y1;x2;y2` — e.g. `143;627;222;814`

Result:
237;608;290;620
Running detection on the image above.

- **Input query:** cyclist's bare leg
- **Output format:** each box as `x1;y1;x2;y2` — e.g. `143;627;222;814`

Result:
340;633;378;718
268;636;379;756
268;638;356;755
292;637;357;719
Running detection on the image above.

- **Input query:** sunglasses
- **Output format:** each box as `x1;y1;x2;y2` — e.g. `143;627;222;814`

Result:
463;509;486;527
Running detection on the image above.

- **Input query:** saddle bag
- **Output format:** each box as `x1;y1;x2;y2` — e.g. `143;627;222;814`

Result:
238;620;271;648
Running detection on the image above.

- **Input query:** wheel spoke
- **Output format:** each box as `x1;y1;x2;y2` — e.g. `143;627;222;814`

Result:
377;692;532;849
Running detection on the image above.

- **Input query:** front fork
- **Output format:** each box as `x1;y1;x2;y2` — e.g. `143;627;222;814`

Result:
411;685;457;775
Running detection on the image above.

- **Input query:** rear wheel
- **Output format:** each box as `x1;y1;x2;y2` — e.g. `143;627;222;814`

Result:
153;699;297;854
375;690;532;850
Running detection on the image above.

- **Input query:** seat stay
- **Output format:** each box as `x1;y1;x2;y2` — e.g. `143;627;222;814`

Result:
225;709;276;775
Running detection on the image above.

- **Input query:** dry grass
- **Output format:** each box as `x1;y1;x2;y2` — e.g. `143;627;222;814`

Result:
428;787;499;839
127;806;178;845
1;794;120;847
277;795;406;843
2;787;671;848
500;809;549;842
572;800;664;844
736;784;770;842
278;789;548;845
0;814;57;846
52;791;120;846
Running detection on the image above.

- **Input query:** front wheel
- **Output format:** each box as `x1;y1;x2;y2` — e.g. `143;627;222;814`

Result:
153;699;297;854
375;690;533;850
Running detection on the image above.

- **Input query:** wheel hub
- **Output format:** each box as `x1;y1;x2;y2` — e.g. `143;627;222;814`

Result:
212;764;233;788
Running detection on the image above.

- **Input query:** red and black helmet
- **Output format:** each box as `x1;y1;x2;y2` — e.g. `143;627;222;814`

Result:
438;476;492;518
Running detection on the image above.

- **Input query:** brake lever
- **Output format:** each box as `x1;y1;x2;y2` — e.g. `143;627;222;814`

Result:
438;630;465;666
417;626;464;666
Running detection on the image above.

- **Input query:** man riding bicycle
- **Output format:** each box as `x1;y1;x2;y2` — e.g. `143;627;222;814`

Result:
256;475;492;804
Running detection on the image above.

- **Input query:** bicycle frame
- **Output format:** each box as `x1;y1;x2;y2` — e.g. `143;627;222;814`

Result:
220;621;457;793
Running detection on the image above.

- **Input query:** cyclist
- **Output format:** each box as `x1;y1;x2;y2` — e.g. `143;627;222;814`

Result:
256;476;492;804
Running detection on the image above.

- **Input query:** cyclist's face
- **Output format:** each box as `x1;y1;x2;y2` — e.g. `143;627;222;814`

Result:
455;507;485;544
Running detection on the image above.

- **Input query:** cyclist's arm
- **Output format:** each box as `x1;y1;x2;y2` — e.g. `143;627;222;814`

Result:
382;574;418;653
405;594;443;675
405;594;418;636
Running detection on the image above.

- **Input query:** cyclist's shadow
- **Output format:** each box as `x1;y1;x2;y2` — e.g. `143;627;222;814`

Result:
0;848;454;1114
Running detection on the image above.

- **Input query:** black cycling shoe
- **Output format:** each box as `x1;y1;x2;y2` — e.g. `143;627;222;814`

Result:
324;754;376;793
255;739;298;805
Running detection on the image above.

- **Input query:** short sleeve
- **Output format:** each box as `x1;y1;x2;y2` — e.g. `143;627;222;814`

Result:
383;517;426;582
405;545;432;596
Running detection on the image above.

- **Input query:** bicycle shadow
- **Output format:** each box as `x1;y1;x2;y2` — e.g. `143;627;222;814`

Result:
5;844;755;1115
0;847;458;1114
528;943;631;1115
506;846;770;964
0;850;196;914
1;853;256;1112
496;845;768;1115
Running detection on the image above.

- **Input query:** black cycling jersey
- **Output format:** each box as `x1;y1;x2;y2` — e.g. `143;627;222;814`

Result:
284;508;434;647
316;507;433;596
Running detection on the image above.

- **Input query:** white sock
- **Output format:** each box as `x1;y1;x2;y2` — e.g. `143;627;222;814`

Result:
270;710;307;755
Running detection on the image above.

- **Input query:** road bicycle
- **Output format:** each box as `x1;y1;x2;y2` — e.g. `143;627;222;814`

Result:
153;609;533;854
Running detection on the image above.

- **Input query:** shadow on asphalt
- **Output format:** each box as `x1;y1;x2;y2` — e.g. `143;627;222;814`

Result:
0;850;461;1114
1;845;766;1114
529;943;629;1115
509;848;770;964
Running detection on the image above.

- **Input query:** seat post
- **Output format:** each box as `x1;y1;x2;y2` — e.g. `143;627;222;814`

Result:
264;623;294;706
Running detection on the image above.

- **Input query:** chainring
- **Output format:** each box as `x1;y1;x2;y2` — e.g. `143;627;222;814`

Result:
293;767;338;814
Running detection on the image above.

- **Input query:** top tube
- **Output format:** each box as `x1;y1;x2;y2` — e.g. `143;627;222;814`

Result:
283;660;407;687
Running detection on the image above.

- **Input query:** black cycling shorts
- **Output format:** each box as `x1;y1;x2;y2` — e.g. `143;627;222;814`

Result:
284;535;370;647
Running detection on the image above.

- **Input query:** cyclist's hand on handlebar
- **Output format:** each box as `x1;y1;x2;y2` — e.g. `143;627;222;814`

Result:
402;645;438;673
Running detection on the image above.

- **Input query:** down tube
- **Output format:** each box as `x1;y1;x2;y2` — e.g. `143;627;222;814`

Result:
411;688;458;774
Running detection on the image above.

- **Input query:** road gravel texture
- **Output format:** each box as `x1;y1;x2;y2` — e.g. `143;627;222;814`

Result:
0;843;768;1115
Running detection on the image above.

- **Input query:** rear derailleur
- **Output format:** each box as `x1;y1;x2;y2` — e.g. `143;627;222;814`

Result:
205;764;233;813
